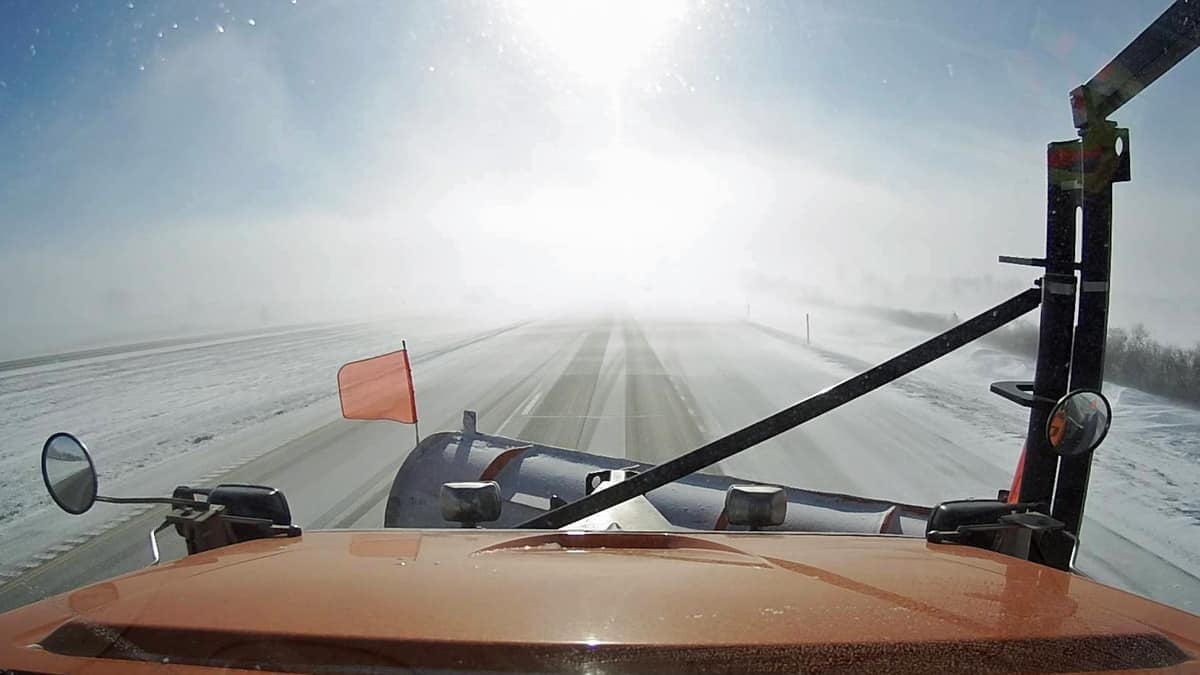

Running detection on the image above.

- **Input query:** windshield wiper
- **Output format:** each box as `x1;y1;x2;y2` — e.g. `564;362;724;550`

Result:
519;287;1042;529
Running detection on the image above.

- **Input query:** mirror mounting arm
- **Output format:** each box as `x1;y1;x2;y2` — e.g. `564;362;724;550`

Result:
95;495;204;508
165;503;301;555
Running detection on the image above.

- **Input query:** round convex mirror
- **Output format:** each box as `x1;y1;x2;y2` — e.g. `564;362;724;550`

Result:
42;432;98;515
1046;390;1112;458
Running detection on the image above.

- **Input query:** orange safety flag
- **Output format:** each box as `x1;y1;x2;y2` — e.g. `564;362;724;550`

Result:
337;347;418;424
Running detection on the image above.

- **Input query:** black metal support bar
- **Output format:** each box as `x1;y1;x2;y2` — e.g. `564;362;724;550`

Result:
998;256;1048;268
1016;141;1081;508
520;288;1043;530
990;381;1038;408
95;495;199;508
1070;0;1200;128
1052;123;1122;537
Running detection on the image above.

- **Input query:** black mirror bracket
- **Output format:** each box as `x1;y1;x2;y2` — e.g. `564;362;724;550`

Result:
926;499;1074;566
167;484;301;555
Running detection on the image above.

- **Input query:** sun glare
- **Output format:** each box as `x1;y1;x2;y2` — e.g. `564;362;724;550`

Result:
508;0;688;85
467;145;733;304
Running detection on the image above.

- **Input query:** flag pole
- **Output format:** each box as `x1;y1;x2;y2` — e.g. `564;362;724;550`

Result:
403;340;421;446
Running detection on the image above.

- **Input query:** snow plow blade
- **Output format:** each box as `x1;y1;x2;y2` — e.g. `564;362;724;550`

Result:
384;414;930;535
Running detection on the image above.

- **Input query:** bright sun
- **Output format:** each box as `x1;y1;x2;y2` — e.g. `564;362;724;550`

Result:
507;0;689;85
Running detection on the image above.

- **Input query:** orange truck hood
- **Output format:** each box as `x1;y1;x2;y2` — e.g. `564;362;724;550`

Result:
1;530;1197;674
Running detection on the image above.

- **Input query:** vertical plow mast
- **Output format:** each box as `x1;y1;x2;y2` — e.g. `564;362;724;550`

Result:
1002;0;1200;569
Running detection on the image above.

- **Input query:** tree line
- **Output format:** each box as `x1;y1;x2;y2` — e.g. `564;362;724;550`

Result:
872;307;1198;406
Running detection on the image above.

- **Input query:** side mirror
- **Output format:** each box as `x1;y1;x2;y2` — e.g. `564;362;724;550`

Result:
208;484;293;526
1047;389;1112;457
42;432;98;515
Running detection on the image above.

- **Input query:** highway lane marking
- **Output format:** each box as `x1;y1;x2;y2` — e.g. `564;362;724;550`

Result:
499;386;544;435
514;326;612;451
622;321;712;468
521;391;543;416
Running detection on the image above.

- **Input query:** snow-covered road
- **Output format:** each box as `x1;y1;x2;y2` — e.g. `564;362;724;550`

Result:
0;314;1196;614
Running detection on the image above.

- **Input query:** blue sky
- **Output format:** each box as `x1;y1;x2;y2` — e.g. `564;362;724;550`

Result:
2;1;1198;354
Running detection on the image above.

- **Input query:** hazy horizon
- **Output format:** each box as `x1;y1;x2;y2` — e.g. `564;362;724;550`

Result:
4;1;1199;358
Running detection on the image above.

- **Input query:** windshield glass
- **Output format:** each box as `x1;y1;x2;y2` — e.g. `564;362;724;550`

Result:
1;0;1197;622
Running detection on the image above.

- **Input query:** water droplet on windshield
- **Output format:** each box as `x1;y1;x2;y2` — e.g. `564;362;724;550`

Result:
247;18;255;26
156;31;163;38
126;2;133;8
428;65;435;72
216;24;224;33
138;64;145;71
171;23;178;29
28;44;36;57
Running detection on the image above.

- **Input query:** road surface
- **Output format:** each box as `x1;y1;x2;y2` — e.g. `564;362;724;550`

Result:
0;317;1196;614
